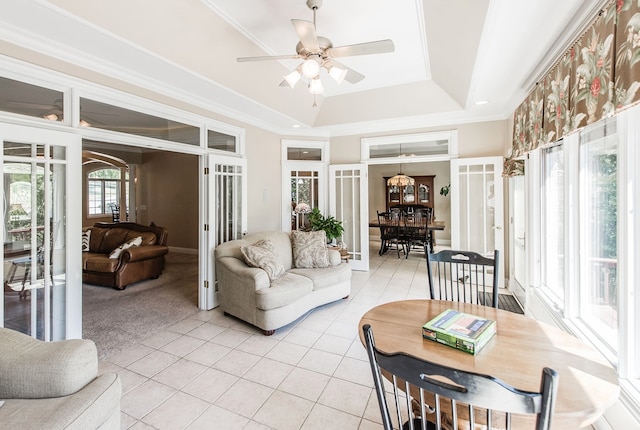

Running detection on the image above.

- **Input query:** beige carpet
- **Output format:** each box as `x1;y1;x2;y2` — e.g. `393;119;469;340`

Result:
82;252;199;359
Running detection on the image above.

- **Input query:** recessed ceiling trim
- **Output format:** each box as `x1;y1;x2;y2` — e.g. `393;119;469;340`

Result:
413;0;432;80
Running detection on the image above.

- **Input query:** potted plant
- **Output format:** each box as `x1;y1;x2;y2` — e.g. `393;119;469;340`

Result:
308;207;344;244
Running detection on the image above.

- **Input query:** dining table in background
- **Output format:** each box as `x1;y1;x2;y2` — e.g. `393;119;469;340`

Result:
359;299;620;429
369;219;445;254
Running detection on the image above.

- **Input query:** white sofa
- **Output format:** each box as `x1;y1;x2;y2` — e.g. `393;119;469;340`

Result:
215;231;352;335
0;327;121;430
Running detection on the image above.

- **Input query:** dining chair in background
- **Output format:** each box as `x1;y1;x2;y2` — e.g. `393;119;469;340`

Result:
426;249;500;308
400;213;429;259
363;324;559;430
377;211;403;258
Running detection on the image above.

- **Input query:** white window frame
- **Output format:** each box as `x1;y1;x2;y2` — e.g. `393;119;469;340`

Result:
361;130;459;163
527;107;640;426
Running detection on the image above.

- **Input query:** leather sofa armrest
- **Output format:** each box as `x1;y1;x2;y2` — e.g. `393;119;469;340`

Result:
120;245;169;263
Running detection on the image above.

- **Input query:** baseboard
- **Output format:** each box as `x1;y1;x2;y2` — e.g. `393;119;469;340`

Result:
168;246;198;255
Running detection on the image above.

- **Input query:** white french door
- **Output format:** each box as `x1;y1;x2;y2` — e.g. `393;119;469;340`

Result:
329;164;368;271
510;175;527;306
201;153;247;310
451;156;504;287
1;123;81;340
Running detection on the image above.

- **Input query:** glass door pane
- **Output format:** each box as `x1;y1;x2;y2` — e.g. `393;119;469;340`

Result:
290;170;319;231
330;165;368;271
579;122;618;351
2;127;78;341
511;175;526;306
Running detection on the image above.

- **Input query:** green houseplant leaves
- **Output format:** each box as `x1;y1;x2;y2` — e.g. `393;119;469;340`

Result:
308;208;344;242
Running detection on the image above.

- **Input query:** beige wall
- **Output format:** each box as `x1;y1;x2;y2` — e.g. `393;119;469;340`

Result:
138;151;199;249
245;127;283;233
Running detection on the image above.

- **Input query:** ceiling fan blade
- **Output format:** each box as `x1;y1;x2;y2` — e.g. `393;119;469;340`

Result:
327;39;395;58
331;60;365;84
237;54;301;62
291;19;319;52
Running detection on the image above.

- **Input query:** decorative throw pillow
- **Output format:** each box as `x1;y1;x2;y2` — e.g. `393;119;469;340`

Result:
240;239;285;281
82;229;91;252
291;230;330;268
109;236;142;259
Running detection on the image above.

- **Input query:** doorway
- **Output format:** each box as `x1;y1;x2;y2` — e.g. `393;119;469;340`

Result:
368;161;452;253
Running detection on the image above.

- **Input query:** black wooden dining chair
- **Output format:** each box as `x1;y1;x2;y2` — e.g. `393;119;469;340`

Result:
377;211;403;257
363;324;558;430
426;249;500;308
400;213;429;259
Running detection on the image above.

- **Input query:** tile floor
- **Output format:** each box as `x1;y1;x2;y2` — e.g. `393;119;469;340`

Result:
101;244;436;430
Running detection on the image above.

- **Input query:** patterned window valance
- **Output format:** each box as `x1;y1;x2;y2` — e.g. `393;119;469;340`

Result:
512;0;640;155
503;157;525;177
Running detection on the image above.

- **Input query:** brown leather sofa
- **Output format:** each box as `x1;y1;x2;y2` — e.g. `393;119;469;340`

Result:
82;222;169;290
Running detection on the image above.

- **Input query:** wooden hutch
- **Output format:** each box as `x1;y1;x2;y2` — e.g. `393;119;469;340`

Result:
384;175;435;214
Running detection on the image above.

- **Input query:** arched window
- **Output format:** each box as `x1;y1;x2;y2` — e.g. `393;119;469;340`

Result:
87;168;128;216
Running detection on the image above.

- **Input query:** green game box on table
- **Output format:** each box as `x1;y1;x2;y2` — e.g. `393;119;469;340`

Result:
422;308;496;355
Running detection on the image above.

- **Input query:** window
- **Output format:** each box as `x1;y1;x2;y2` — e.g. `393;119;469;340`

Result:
79;98;200;145
541;144;565;308
362;131;458;163
87;168;128;216
0;76;64;122
208;130;237;153
535;113;640;419
578;120;618;352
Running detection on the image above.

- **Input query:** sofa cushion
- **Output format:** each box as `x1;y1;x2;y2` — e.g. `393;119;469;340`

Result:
289;263;352;290
255;273;313;310
241;239;285;281
109;236;142;259
291;230;330;269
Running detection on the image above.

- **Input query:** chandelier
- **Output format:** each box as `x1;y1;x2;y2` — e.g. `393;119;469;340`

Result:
387;173;415;187
387;146;414;187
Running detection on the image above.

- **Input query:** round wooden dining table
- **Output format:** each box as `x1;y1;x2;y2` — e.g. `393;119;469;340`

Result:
359;300;620;429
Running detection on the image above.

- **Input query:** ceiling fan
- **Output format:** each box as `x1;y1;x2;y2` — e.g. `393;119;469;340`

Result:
236;0;394;97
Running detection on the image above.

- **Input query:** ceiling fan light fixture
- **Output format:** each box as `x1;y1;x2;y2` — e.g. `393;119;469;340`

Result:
308;78;324;94
328;65;347;84
301;58;321;78
284;69;302;88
